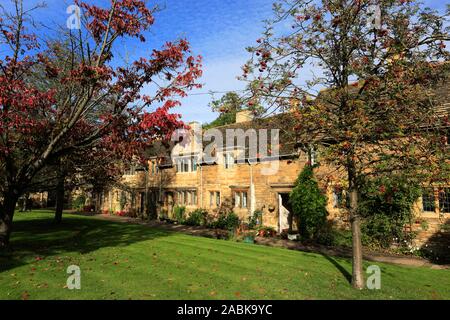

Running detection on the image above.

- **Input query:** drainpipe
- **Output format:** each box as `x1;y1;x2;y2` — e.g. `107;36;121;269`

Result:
250;162;256;215
200;163;203;208
144;166;149;221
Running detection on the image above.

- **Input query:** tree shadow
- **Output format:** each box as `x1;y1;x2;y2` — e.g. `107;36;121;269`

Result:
321;253;352;284
419;218;450;265
0;213;171;273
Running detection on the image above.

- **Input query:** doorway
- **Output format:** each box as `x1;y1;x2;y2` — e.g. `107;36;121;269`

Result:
278;193;292;233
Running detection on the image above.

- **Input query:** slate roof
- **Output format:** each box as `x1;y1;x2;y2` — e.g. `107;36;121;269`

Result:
147;63;449;167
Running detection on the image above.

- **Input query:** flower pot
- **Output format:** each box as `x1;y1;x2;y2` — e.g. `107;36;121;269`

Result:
243;236;255;244
287;234;300;241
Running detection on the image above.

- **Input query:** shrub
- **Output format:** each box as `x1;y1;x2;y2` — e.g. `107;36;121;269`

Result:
72;195;86;210
315;225;335;246
248;210;263;229
184;209;208;226
173;205;186;223
290;165;328;240
211;212;240;231
358;176;421;248
82;205;95;212
116;210;128;217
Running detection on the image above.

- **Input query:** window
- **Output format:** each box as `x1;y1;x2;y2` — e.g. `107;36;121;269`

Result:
124;165;136;176
233;190;248;208
439;188;450;214
191;191;197;205
176;190;197;205
216;192;221;206
223;152;234;169
332;187;345;208
175;156;198;173
209;191;220;207
150;161;159;174
184;159;190;172
422;188;436;212
177;191;184;205
309;147;317;166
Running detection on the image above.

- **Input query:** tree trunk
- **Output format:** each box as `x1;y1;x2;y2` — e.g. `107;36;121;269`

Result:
349;189;364;289
0;192;19;248
348;159;364;289
54;172;66;224
21;194;28;212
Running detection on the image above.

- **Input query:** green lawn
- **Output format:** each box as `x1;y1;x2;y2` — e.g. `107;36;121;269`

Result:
0;210;448;300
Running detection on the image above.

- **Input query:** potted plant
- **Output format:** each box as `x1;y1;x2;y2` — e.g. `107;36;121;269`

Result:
257;226;277;238
287;233;300;241
243;231;256;244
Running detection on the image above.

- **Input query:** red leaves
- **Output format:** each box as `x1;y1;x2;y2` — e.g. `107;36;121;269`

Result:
77;0;155;43
0;76;56;157
0;0;202;184
64;64;113;86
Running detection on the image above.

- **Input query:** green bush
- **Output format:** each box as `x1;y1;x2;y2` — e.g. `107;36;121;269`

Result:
173;205;186;223
211;212;240;231
184;209;208;226
290;165;328;240
72;195;86;210
358;176;421;248
315;231;335;246
248;210;263;229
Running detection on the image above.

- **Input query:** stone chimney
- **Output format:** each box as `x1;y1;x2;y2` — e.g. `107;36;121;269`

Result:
188;121;201;133
235;110;254;123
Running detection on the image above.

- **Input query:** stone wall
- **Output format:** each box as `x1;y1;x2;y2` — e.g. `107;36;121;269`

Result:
148;152;345;231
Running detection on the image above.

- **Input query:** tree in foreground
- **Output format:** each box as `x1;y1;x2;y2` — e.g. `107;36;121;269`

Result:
0;0;202;247
242;0;449;288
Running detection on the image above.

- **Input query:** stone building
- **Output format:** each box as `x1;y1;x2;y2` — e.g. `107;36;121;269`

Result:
141;112;346;232
94;82;449;257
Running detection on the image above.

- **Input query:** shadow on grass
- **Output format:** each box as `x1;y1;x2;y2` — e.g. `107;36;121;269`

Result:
321;253;352;284
0;213;171;273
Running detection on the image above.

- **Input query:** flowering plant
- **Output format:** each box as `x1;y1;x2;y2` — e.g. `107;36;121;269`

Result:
115;210;128;217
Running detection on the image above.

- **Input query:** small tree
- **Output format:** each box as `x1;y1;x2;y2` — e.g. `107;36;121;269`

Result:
290;165;328;240
243;0;449;288
0;0;202;247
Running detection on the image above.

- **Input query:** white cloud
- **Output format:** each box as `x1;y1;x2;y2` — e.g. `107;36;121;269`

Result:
172;56;248;124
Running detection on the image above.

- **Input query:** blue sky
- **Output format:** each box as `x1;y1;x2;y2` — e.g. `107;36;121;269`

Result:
2;0;448;124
